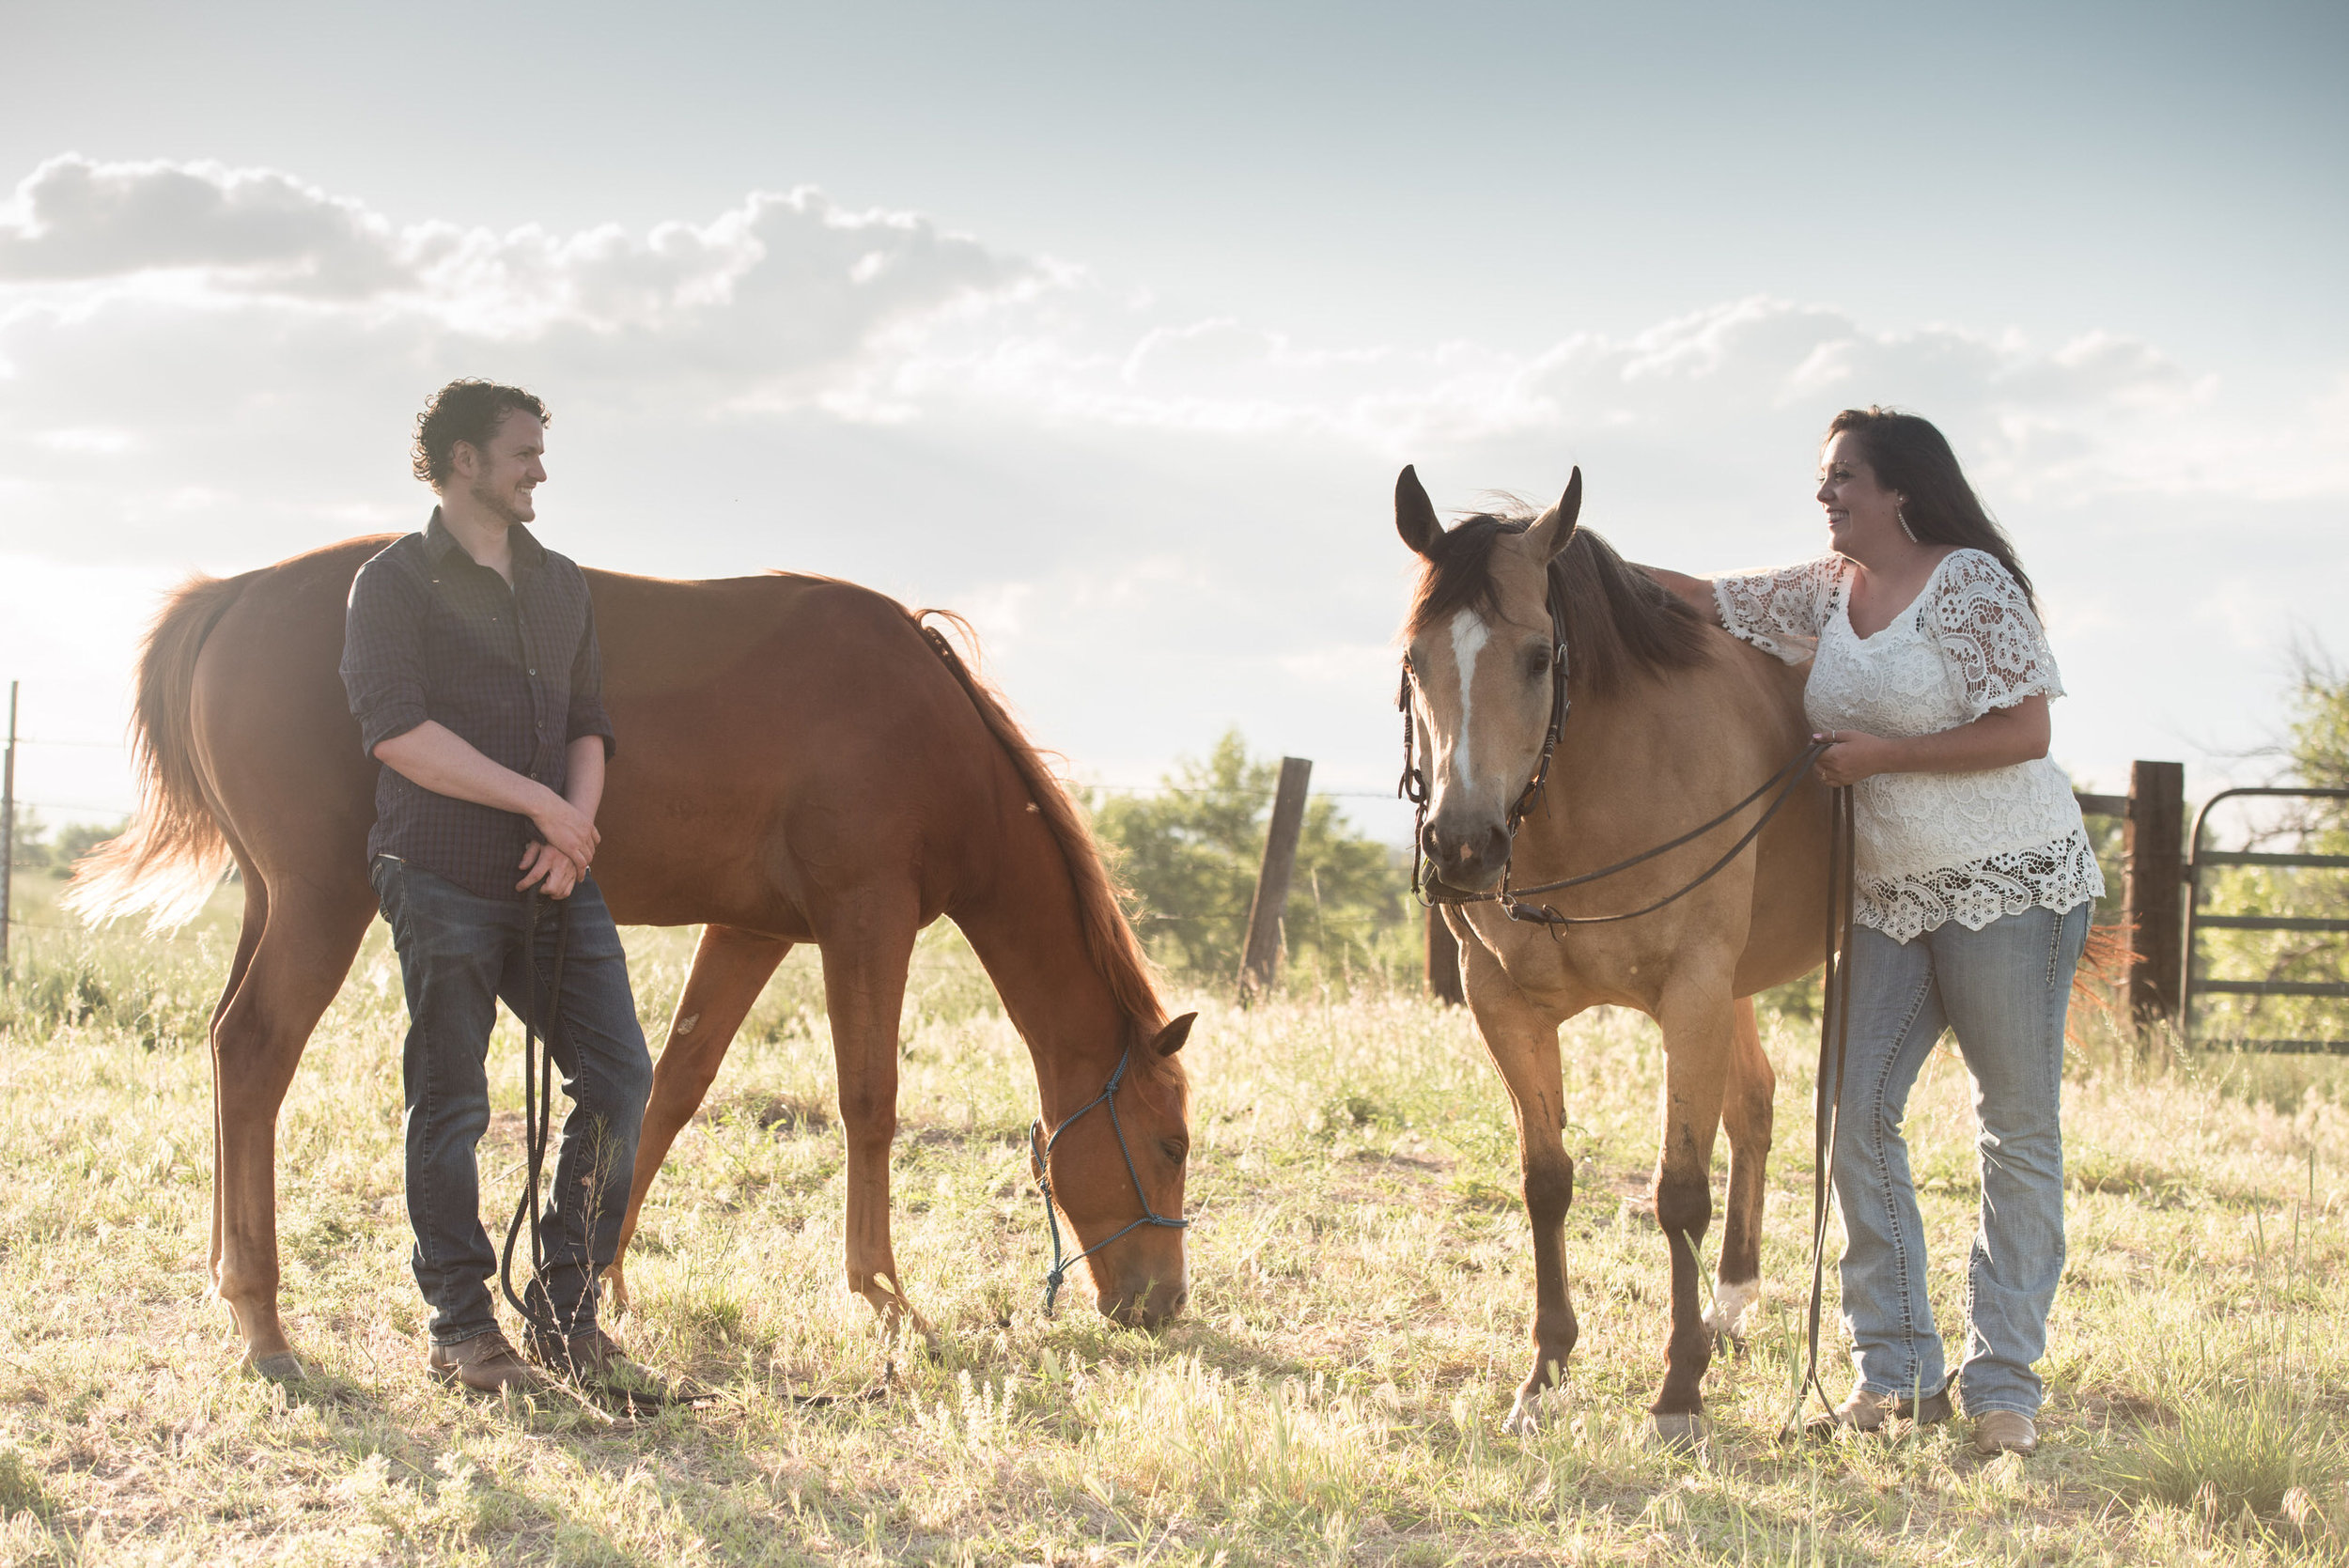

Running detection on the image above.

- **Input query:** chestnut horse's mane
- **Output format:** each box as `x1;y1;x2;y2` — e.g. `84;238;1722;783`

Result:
905;607;1174;1049
1406;513;1713;702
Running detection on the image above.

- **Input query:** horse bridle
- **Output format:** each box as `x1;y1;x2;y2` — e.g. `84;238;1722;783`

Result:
1396;583;1830;930
1027;1037;1189;1316
1398;594;1571;900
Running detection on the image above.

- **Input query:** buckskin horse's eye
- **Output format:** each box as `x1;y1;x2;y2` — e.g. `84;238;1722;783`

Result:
1525;646;1552;679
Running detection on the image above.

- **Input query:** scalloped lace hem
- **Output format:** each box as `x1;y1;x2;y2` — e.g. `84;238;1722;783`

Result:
1856;831;2106;944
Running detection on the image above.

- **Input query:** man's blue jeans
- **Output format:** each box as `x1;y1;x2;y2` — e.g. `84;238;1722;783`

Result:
370;856;652;1346
1831;899;2089;1418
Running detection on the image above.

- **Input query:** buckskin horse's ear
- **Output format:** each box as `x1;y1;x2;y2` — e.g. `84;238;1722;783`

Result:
1396;466;1442;558
1528;466;1583;562
1150;1013;1197;1057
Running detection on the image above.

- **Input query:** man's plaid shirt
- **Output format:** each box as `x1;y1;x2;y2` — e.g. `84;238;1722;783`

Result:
340;510;617;900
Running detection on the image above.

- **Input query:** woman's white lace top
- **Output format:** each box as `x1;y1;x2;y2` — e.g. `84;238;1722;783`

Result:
1712;548;2104;942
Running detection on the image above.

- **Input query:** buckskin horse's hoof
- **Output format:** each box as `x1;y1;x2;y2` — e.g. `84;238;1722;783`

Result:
250;1351;309;1383
1650;1411;1707;1452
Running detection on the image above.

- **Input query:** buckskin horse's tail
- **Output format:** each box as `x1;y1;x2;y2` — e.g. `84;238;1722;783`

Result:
61;570;257;932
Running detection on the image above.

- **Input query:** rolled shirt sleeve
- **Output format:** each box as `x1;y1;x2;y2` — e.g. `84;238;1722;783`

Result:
340;554;431;756
566;593;618;760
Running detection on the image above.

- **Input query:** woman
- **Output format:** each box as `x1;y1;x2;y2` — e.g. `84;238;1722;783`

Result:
1651;407;2101;1457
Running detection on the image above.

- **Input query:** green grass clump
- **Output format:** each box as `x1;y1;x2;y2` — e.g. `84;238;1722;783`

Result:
2106;1383;2343;1519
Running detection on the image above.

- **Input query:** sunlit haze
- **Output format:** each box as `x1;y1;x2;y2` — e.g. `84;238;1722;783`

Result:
6;0;2344;839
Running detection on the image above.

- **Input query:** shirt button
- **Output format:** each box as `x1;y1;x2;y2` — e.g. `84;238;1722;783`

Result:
528;668;537;675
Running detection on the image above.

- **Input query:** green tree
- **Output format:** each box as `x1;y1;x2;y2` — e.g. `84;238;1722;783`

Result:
1089;729;1411;986
51;818;126;879
8;807;49;874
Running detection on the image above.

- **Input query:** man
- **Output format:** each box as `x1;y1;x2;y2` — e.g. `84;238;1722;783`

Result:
340;379;655;1394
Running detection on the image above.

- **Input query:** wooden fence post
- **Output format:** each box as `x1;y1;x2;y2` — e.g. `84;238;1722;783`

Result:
1424;906;1465;1005
1237;757;1313;1001
0;681;15;989
2123;758;2185;1031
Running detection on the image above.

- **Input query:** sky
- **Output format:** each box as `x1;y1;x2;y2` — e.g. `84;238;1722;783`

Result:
4;0;2345;845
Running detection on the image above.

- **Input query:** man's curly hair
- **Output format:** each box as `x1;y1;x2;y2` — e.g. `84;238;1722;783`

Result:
411;380;550;489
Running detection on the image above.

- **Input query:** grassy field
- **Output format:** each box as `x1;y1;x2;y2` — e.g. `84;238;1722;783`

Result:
2;871;2347;1565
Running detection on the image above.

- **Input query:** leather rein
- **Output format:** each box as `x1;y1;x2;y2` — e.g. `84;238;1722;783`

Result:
1395;589;1829;929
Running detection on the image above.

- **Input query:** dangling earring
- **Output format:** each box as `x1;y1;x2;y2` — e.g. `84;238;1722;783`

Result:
1897;503;1919;543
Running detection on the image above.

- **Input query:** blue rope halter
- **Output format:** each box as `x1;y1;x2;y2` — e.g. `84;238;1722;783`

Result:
1027;1039;1190;1316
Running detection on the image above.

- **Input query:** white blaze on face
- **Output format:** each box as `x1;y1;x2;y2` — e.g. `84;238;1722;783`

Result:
1448;607;1489;789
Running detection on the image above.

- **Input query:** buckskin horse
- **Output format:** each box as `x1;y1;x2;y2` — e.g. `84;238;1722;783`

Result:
67;539;1195;1380
1394;467;1828;1439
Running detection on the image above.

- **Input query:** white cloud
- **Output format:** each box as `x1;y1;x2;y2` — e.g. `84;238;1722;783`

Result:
2;153;2330;530
1;153;2342;825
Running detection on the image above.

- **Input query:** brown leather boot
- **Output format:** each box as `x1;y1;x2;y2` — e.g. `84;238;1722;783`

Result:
527;1327;670;1404
1805;1382;1953;1436
427;1330;543;1394
1972;1410;2039;1455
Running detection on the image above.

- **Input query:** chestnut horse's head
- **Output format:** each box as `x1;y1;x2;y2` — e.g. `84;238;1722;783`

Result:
915;608;1199;1328
1395;466;1582;891
1037;1011;1195;1327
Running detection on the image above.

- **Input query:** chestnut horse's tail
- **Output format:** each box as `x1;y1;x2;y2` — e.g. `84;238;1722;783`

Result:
908;607;1167;1029
61;570;257;932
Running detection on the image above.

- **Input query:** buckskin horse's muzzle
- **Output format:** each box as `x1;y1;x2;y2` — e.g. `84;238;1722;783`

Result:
1423;812;1513;892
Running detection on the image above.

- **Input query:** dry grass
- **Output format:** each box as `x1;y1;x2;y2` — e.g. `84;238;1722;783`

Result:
2;875;2348;1564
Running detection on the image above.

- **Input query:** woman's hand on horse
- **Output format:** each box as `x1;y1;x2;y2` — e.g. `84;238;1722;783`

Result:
1812;729;1897;786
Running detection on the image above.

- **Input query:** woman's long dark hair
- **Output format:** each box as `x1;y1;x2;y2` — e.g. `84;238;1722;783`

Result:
1827;406;2035;611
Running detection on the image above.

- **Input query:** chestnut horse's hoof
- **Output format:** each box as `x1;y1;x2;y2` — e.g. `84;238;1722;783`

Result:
250;1351;308;1383
1503;1385;1559;1436
1650;1411;1707;1452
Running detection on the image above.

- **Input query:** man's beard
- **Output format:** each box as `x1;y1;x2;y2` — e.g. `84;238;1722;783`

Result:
468;473;532;526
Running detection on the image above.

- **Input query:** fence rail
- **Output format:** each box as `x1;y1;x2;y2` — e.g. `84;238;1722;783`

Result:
2181;785;2349;1053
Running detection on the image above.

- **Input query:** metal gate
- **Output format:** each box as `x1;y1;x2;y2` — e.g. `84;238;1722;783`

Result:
2182;785;2349;1052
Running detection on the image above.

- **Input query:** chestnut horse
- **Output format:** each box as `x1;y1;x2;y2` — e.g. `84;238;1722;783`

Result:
67;538;1195;1380
1395;468;1828;1439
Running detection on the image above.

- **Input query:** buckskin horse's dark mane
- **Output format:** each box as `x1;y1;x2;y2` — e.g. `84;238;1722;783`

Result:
1405;510;1715;701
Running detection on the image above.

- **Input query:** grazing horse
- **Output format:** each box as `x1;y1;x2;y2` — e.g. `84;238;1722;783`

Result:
1393;467;1828;1438
67;538;1195;1379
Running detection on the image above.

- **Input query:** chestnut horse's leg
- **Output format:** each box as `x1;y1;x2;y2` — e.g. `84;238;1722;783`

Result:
208;863;270;1307
210;878;376;1377
1707;996;1775;1343
1459;921;1580;1435
607;923;791;1312
1649;973;1738;1436
817;893;924;1333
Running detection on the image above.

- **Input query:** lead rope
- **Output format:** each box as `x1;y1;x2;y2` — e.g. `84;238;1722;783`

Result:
1786;784;1858;1438
501;887;570;1345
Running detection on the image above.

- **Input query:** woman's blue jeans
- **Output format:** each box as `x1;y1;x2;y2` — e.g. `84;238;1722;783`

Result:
370;856;652;1347
1831;899;2089;1418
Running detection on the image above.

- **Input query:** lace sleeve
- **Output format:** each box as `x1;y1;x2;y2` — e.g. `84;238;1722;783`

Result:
1711;556;1841;664
1927;551;2065;717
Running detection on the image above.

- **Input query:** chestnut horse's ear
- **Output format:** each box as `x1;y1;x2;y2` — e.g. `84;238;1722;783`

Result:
1150;1013;1197;1057
1396;465;1442;558
1527;466;1583;562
